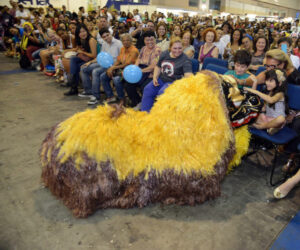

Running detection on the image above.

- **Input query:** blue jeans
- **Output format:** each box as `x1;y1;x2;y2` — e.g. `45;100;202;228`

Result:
32;48;45;59
80;62;101;94
100;72;124;99
70;56;86;88
140;78;171;112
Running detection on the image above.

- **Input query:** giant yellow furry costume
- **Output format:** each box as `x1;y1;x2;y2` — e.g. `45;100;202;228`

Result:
41;72;251;217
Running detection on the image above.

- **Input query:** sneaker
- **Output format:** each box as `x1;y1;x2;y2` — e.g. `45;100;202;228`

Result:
87;96;99;105
105;96;117;104
78;91;93;98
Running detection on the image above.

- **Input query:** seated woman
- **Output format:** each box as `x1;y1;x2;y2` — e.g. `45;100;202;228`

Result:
39;29;62;75
125;30;161;108
64;24;97;96
156;22;169;52
52;27;76;82
248;36;268;74
241;35;253;54
182;31;195;59
141;37;193;112
239;49;300;87
223;29;243;69
198;28;219;66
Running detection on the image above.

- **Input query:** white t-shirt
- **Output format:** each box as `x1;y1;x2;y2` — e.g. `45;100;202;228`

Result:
290;54;300;70
102;38;123;62
220;34;230;47
16;10;29;25
106;12;113;23
214;40;226;58
134;14;142;23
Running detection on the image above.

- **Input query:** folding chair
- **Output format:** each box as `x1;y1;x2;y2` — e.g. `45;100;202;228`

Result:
248;84;300;186
205;64;228;75
202;57;228;70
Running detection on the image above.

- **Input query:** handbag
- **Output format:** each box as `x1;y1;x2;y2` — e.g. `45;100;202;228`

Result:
137;64;151;85
77;52;92;62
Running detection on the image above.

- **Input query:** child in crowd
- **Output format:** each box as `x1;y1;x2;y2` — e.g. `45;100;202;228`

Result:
244;69;287;135
225;50;252;89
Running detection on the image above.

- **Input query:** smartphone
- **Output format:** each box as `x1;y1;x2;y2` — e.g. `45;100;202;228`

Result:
281;43;288;54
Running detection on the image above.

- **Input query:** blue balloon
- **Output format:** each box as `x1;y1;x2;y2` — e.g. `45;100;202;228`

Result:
123;65;142;84
97;52;114;68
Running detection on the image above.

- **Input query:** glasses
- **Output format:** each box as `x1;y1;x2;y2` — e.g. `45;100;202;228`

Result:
264;64;279;69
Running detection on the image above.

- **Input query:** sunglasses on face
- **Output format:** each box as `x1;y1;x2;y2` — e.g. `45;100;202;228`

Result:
264;64;279;69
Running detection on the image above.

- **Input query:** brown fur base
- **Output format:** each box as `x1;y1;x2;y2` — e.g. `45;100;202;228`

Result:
41;126;235;218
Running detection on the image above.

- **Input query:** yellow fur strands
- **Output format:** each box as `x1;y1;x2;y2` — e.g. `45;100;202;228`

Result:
228;125;251;172
55;73;235;180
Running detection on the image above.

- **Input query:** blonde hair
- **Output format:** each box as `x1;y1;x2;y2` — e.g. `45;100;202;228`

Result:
266;49;294;71
169;37;183;51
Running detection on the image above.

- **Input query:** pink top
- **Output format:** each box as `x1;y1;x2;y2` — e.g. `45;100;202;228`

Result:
199;44;216;63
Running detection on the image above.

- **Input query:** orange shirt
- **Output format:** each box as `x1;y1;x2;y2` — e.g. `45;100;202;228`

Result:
117;45;139;65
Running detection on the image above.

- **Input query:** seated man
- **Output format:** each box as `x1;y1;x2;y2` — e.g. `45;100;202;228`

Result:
78;28;122;103
98;33;139;105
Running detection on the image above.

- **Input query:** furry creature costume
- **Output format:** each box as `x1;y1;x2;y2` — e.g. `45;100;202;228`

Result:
40;72;258;217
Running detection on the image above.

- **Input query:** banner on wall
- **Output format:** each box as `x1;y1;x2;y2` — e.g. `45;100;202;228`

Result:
18;0;50;5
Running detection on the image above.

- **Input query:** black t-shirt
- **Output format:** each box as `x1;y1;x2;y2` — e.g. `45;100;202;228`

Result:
157;50;193;83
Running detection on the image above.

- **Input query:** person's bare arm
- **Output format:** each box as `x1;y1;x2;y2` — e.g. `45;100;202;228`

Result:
211;47;219;58
152;66;161;86
244;88;284;104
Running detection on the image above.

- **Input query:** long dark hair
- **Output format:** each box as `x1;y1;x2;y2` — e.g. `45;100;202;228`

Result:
265;69;288;114
230;29;243;46
75;23;92;52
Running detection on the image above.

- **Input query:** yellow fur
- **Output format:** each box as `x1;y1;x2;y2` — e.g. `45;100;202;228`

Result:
228;125;251;172
53;73;247;180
